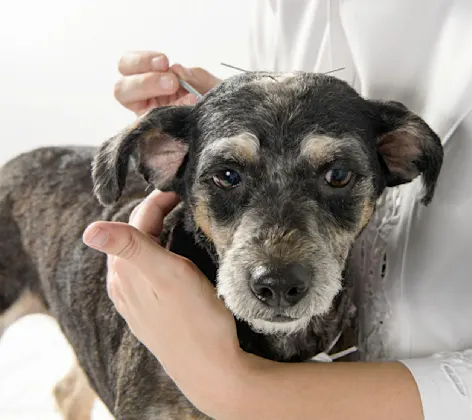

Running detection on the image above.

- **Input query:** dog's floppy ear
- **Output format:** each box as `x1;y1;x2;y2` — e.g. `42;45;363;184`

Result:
92;105;193;205
371;100;443;205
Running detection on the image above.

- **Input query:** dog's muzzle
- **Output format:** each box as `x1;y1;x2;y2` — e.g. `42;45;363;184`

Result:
249;263;310;309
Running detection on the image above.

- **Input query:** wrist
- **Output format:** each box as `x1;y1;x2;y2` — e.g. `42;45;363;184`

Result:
210;350;275;420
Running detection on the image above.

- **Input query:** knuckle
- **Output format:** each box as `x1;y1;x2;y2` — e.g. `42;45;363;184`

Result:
118;51;162;75
116;232;141;260
117;51;141;74
141;72;159;88
176;256;199;278
192;66;205;74
131;53;146;70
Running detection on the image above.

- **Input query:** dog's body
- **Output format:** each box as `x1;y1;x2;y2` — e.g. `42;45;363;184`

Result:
0;72;443;419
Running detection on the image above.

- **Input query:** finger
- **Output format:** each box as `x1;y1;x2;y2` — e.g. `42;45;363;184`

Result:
83;221;205;295
129;190;180;235
129;204;140;223
171;64;221;94
125;99;156;116
114;72;179;106
174;93;198;106
83;220;179;275
118;51;169;75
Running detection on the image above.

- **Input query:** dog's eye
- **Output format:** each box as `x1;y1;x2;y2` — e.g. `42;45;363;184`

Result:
212;169;242;190
325;168;353;188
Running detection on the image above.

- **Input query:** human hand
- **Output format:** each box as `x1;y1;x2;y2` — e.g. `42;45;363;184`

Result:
82;191;247;417
114;51;221;115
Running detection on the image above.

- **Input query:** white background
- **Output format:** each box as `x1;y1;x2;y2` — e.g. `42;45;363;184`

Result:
0;0;252;166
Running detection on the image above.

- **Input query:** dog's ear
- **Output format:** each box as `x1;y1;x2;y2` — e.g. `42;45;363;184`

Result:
371;100;443;205
92;105;193;205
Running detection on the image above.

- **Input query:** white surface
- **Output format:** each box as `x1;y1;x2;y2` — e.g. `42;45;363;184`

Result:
0;315;75;420
0;315;114;420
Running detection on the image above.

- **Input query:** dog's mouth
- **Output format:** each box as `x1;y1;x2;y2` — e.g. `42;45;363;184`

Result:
263;314;296;323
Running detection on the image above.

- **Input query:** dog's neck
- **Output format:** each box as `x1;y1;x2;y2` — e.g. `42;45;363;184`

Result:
160;203;358;362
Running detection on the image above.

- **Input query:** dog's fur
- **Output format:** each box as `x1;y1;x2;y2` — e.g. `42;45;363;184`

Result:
0;72;443;419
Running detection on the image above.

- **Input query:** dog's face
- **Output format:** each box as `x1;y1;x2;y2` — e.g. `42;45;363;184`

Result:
93;72;443;336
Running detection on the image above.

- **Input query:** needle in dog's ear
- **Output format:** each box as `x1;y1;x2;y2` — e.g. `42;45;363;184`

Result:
220;62;279;82
323;67;346;75
220;62;250;73
220;62;346;80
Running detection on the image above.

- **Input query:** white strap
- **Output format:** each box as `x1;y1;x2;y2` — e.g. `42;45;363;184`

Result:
309;331;358;363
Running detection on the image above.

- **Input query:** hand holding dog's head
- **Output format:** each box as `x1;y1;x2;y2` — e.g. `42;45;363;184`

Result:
93;72;443;336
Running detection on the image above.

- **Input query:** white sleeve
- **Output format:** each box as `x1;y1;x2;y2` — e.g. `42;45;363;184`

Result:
400;349;472;420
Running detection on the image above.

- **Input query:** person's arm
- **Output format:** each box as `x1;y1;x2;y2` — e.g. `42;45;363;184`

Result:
221;350;472;420
227;357;422;420
82;191;472;420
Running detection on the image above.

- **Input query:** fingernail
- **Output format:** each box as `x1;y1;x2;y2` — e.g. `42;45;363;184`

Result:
159;74;174;90
151;55;166;71
84;227;109;248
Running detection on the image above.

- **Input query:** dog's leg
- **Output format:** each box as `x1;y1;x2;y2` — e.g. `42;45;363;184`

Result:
0;289;48;336
0;192;47;336
54;360;114;420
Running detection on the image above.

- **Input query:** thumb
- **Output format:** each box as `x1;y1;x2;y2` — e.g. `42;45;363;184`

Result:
171;63;221;94
83;221;176;272
83;221;208;296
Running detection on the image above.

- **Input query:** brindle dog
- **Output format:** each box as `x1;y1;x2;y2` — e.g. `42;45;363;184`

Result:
0;72;443;419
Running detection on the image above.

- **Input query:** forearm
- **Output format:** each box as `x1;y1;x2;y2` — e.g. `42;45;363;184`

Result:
222;358;423;420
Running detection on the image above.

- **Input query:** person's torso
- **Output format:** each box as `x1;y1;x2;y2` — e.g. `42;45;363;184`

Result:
248;0;472;360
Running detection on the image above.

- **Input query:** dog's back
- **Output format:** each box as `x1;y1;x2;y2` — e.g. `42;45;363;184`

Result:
0;147;205;419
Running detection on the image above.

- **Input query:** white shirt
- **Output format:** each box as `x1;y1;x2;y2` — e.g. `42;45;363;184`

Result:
248;1;472;418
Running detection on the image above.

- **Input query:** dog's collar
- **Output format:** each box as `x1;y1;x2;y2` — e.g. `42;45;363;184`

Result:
308;331;358;363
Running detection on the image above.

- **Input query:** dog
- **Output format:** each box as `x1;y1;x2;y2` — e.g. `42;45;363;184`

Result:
0;71;443;419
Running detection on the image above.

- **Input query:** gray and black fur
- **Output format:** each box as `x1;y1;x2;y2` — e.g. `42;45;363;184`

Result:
0;72;443;419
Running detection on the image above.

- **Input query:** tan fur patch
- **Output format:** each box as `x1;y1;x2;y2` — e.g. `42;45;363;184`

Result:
193;194;233;254
197;133;260;176
300;134;339;164
358;199;374;233
228;133;260;163
0;290;47;335
193;195;213;241
260;228;305;262
54;361;106;420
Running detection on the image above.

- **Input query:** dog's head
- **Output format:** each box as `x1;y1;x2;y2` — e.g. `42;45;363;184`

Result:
93;72;443;336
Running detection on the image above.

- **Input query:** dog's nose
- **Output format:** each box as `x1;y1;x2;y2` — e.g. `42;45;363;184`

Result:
249;264;310;308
